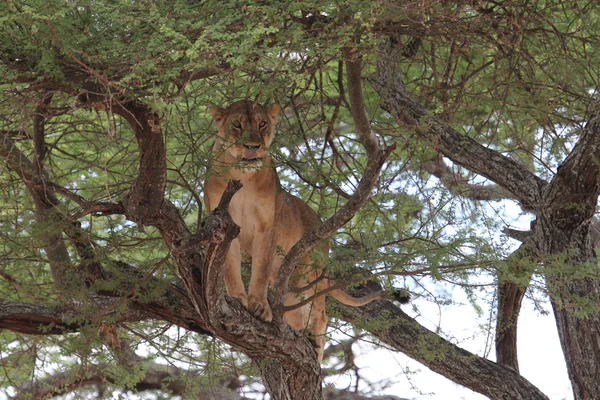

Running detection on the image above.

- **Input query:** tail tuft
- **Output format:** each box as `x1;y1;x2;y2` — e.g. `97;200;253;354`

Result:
390;288;411;304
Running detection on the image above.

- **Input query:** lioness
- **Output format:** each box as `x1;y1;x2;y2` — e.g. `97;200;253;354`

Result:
204;100;384;361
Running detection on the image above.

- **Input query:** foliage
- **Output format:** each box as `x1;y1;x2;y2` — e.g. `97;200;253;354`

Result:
2;1;600;399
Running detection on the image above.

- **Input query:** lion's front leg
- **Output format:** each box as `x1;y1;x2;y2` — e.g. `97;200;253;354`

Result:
224;238;248;307
247;230;277;322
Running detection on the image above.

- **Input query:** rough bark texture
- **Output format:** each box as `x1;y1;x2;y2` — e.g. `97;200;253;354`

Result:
335;293;549;400
495;279;526;372
0;300;81;334
530;112;600;400
258;359;323;400
370;35;600;400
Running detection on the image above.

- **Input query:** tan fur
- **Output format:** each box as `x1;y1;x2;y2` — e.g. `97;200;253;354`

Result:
204;100;384;361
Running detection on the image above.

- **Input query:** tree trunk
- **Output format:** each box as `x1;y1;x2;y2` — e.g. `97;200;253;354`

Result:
371;34;600;399
257;358;323;400
553;296;600;400
495;281;526;372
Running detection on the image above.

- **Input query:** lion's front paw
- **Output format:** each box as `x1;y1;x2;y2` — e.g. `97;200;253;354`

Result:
229;291;248;308
248;296;273;322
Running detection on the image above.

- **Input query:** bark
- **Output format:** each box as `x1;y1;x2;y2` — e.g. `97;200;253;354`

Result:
111;100;167;228
529;110;600;400
0;300;81;334
258;359;323;400
492;244;533;373
495;280;526;372
369;38;546;212
371;35;600;399
334;294;549;400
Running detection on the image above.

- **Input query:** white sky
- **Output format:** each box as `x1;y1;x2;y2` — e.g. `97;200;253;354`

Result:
327;198;573;400
339;293;572;400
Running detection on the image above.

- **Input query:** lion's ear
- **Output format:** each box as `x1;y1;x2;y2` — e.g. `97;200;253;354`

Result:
207;103;226;126
266;103;280;124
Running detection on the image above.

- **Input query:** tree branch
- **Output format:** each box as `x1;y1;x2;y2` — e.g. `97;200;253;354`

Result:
335;293;549;400
494;243;534;373
0;300;81;335
370;37;546;212
423;153;518;202
527;105;600;399
0;125;80;295
174;180;241;325
538;107;600;249
272;51;394;320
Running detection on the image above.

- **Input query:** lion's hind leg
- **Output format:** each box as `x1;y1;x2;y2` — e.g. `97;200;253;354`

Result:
307;292;327;362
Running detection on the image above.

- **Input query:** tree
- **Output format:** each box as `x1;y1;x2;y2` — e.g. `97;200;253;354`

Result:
1;1;599;399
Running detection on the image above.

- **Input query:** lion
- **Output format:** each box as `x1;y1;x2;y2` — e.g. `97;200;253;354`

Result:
204;100;385;361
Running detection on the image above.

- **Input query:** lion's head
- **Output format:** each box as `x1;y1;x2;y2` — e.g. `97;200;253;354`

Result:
209;100;280;167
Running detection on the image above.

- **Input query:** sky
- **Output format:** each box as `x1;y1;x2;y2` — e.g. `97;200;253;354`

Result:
323;199;573;400
346;293;572;400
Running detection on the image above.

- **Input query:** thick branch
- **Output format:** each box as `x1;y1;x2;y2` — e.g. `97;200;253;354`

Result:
539;109;600;245
175;180;241;324
117;102;166;227
370;37;546;212
423;153;518;202
493;243;534;373
0;300;81;334
0;289;210;339
335;295;549;400
528;106;600;400
0;128;78;294
495;280;527;372
77;91;167;228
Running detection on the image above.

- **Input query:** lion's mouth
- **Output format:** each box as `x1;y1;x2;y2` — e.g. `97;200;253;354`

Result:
241;150;263;162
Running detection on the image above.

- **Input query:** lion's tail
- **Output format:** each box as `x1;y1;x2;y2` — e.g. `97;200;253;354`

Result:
328;286;385;306
328;284;411;306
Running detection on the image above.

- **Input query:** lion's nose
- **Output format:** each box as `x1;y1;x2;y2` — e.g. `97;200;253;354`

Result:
243;143;260;150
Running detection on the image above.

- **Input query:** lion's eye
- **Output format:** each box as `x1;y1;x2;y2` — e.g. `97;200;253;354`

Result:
232;121;242;130
258;121;267;128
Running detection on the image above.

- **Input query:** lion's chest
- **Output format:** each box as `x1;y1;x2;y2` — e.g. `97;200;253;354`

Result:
229;187;276;253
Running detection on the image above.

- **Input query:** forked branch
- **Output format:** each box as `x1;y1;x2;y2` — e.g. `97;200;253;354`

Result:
272;50;394;320
370;36;546;212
